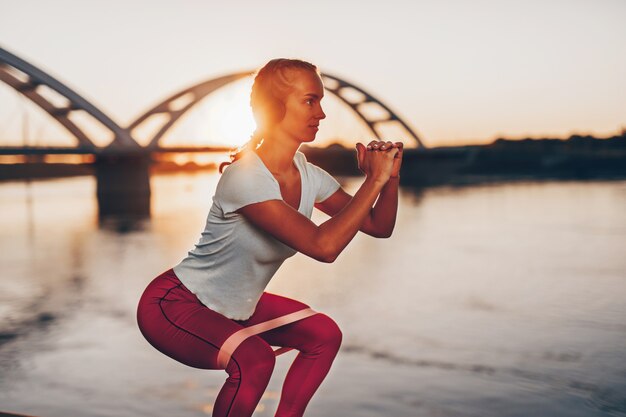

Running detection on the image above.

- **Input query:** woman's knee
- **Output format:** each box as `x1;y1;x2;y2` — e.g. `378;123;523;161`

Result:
226;336;276;379
309;313;343;350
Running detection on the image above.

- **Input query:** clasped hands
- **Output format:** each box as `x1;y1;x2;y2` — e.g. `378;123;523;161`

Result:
355;140;404;182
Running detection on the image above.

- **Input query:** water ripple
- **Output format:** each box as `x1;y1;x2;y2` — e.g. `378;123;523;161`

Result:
343;343;626;415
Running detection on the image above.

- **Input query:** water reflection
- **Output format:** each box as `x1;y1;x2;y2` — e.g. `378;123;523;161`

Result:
0;174;625;417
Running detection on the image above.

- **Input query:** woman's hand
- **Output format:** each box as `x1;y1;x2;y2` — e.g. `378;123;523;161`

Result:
356;140;400;183
365;140;404;178
388;141;404;178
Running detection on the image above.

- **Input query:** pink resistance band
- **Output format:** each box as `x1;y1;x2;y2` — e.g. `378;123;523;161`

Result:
217;307;319;369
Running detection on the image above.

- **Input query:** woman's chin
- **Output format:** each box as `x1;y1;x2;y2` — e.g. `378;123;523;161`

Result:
299;134;316;143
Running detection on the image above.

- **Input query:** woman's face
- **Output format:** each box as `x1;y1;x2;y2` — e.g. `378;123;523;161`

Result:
275;69;326;143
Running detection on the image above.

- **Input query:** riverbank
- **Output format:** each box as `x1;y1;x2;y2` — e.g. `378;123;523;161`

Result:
2;134;625;186
304;133;626;187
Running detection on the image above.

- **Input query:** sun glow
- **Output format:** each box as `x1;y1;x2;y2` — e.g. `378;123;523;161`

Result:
204;78;257;148
159;75;377;150
160;77;256;149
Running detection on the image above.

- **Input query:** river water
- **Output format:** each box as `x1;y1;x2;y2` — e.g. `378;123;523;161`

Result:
1;172;625;417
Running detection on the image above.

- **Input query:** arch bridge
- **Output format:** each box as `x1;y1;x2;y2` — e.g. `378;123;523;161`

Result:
0;46;423;220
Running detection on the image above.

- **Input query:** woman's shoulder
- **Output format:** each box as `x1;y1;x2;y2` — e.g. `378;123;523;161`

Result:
221;151;265;176
217;152;276;190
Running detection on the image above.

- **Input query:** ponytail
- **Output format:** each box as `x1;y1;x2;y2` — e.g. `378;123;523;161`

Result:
218;129;264;173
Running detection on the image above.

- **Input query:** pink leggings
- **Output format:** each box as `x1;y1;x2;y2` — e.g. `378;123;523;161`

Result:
136;268;342;417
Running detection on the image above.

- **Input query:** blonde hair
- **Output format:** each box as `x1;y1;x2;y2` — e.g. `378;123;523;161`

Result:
219;58;319;173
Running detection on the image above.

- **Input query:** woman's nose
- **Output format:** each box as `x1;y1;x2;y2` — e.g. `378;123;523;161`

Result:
317;106;326;120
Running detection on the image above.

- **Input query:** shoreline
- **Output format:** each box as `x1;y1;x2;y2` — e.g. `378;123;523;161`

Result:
2;134;626;186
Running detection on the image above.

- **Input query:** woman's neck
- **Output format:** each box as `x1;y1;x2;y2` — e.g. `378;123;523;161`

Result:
254;137;300;175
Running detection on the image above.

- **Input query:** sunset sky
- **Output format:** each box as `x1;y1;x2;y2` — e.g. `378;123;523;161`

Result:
0;0;624;149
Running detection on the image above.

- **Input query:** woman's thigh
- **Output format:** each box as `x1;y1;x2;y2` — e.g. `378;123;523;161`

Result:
239;292;342;352
137;269;246;370
138;273;340;367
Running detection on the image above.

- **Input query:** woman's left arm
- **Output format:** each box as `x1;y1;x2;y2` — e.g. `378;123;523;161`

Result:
315;141;403;238
314;177;398;238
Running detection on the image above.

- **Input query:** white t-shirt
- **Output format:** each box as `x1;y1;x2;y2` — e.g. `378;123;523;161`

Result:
172;150;342;320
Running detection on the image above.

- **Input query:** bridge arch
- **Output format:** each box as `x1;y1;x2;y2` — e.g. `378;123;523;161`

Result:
0;46;424;150
127;72;253;148
320;73;424;147
129;71;424;148
0;46;137;149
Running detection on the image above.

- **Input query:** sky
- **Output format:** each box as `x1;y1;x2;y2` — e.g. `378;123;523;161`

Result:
0;0;625;149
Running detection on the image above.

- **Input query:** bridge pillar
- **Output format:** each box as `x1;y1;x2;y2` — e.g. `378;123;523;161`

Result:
94;151;152;221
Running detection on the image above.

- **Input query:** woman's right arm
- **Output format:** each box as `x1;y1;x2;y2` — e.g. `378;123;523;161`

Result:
237;145;398;263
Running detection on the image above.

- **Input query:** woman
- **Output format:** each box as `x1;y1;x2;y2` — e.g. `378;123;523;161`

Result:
136;58;403;417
